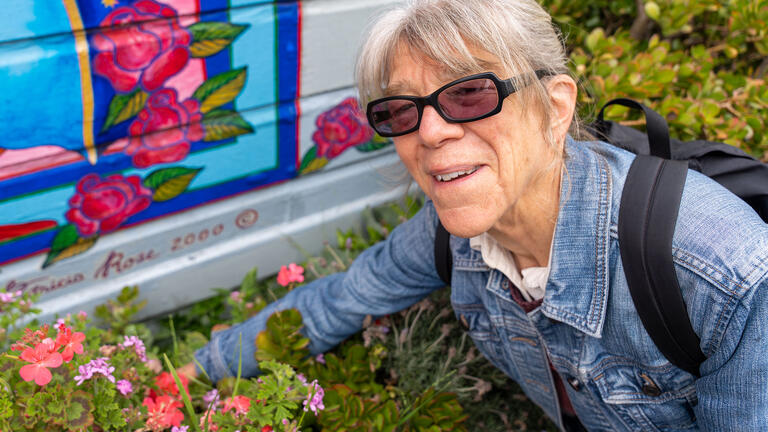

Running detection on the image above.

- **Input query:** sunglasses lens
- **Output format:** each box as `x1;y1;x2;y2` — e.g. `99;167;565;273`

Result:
370;99;419;135
437;78;499;121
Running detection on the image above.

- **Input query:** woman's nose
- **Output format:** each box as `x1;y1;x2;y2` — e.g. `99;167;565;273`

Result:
418;105;463;147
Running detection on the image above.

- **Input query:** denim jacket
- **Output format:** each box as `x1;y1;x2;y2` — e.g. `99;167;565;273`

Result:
195;138;768;431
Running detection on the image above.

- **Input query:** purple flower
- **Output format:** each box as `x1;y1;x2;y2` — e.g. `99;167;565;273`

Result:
171;427;189;432
230;290;242;302
302;379;325;415
315;353;326;364
119;335;147;362
74;357;116;385
203;389;220;406
116;379;133;395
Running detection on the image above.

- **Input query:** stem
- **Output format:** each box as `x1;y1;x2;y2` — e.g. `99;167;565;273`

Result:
325;244;347;271
163;354;201;432
2;354;20;361
169;315;179;363
232;333;243;397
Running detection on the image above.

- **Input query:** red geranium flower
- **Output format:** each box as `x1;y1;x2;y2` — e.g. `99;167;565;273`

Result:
276;263;304;287
153;371;190;397
221;395;251;416
92;0;191;93
312;98;374;159
143;395;184;430
19;338;63;386
54;326;86;362
125;88;204;168
65;173;153;237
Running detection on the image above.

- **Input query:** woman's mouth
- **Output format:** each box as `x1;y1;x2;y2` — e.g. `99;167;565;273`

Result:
433;166;480;182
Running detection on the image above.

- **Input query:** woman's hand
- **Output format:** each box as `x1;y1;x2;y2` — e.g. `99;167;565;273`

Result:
178;362;198;379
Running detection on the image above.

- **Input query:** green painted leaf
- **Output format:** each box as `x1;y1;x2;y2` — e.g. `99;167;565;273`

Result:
189;22;249;58
101;89;148;132
202;109;255;141
193;68;247;113
43;225;97;268
299;147;329;175
143;166;203;202
298;146;317;173
355;134;392;153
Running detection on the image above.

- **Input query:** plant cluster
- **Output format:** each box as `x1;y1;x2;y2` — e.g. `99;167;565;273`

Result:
0;285;327;432
542;0;767;158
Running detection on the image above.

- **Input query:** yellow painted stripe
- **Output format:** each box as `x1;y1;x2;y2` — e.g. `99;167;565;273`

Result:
62;0;97;164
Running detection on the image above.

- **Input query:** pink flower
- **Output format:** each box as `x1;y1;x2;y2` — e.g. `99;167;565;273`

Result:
54;326;86;362
117;379;133;395
77;311;88;321
0;290;21;303
276;263;305;286
92;0;191;93
66;173;152;237
312;97;374;159
19;339;63;386
221;395;251;416
125;88;204;168
315;353;326;364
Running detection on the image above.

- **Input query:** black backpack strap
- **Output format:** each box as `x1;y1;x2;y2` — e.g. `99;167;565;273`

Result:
434;221;452;286
597;98;672;159
618;154;706;376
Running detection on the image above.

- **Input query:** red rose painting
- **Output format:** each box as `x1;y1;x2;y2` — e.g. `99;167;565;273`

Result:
125;88;204;168
92;0;192;93
312;98;374;159
65;173;153;237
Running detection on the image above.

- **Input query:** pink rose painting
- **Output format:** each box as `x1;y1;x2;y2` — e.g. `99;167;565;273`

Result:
312;98;374;159
299;97;390;175
65;173;153;237
92;0;192;93
125;89;204;168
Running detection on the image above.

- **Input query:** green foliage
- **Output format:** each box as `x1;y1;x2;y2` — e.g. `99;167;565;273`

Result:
94;285;148;338
254;309;311;368
0;287;40;351
541;0;768;159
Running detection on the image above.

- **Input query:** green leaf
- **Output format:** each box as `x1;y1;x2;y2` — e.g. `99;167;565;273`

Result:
66;390;94;430
101;89;148;132
202;110;254;141
43;225;98;268
193;68;247;113
189;22;249;58
143;166;203;202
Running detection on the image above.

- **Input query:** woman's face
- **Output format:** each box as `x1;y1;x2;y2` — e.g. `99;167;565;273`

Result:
388;48;560;238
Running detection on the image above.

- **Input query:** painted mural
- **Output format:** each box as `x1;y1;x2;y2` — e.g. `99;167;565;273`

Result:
0;0;390;274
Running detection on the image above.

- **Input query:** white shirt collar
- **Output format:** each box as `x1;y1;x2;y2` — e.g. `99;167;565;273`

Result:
469;232;553;302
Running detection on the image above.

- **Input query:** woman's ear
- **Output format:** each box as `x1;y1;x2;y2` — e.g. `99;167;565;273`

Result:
547;75;578;144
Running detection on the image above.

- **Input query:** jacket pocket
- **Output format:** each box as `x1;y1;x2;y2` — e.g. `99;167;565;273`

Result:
452;303;508;373
593;362;698;431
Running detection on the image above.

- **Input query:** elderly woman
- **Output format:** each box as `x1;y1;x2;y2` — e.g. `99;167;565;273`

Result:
189;0;768;430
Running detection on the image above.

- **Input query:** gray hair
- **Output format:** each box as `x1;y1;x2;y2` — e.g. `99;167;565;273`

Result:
356;0;580;151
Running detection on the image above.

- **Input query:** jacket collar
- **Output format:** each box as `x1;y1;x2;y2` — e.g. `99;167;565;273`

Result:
540;138;613;338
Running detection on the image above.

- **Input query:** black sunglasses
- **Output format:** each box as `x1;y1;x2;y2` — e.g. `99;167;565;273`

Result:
366;70;552;138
